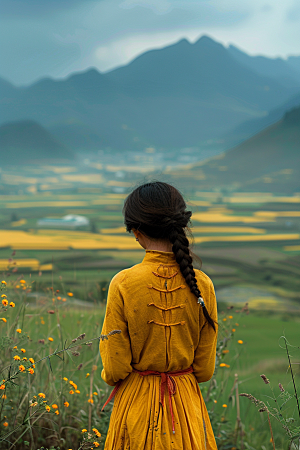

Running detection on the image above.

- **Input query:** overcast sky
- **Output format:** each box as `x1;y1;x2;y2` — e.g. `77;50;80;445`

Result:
1;0;300;86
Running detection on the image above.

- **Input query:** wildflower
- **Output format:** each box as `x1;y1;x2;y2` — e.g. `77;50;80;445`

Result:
238;340;243;344
222;318;227;321
57;297;61;300
20;280;26;284
19;365;26;372
1;281;7;285
88;398;94;404
1;294;7;297
45;405;51;412
28;368;34;374
38;393;46;398
232;328;236;332
55;410;59;415
1;318;7;323
30;401;38;407
21;348;26;353
23;357;27;361
16;328;21;333
219;363;227;367
0;384;5;390
235;323;239;326
93;392;98;396
93;443;100;447
69;390;74;394
2;394;7;399
222;350;229;354
52;404;58;409
69;381;77;389
13;355;20;361
82;429;87;433
63;377;68;381
13;346;17;349
213;400;217;403
67;292;73;297
2;299;8;306
41;320;45;324
9;302;15;308
279;383;285;392
222;404;227;408
3;421;8;427
62;298;66;302
29;358;34;364
260;374;270;384
48;337;53;342
225;364;230;368
86;373;90;378
75;390;80;394
16;285;20;289
64;401;69;407
93;428;101;437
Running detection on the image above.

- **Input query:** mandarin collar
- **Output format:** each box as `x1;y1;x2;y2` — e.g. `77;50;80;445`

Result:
142;250;177;265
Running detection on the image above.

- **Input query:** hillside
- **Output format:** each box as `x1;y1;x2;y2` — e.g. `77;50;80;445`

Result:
0;36;298;151
0;120;73;164
170;106;300;194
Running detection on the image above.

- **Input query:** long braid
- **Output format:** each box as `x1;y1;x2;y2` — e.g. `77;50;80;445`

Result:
169;227;216;331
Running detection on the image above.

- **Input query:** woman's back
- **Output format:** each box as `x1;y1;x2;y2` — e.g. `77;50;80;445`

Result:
101;250;217;386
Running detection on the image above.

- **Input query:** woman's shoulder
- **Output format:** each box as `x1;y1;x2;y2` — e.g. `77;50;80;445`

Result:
194;268;215;289
108;262;145;288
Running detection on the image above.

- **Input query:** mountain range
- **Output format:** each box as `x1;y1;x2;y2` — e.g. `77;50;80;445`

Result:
1;36;300;152
174;105;300;193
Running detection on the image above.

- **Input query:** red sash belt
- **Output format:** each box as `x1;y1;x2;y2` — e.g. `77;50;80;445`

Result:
101;366;194;434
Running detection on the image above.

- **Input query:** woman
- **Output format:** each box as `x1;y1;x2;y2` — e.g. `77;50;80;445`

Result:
100;182;218;450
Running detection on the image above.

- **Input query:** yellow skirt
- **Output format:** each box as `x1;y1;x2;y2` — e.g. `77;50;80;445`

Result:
104;372;217;450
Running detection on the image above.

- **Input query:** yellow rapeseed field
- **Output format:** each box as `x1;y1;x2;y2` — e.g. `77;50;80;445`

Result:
193;234;300;243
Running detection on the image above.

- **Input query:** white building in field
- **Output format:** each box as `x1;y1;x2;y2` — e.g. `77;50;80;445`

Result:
37;215;90;229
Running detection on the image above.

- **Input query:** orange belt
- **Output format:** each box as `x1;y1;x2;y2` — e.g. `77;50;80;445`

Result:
102;366;194;434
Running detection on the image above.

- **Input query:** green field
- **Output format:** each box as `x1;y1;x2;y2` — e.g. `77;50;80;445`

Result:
0;163;299;449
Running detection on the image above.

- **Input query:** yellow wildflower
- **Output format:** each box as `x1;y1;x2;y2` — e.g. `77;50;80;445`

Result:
38;393;46;398
19;365;25;372
86;373;90;378
28;368;34;374
1;294;7;297
55;410;59;415
1;281;7;285
16;328;21;333
88;398;94;404
64;401;69;407
9;302;15;308
52;404;58;409
21;348;26;353
2;299;8;306
13;355;20;361
238;340;244;344
219;363;227;367
13;346;17;349
82;429;87;433
2;394;7;399
29;358;34;364
222;404;227;408
20;280;26;284
45;405;51;412
67;292;73;297
93;443;100;448
75;390;80;394
228;315;233;319
69;390;74;394
63;377;68;381
93;392;98;396
1;318;7;323
232;328;236;332
48;337;53;342
22;357;27;361
222;318;227;321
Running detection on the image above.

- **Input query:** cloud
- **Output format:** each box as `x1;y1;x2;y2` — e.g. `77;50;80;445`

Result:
0;0;300;85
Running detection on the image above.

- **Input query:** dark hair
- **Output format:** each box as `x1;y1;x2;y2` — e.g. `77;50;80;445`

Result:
123;181;216;330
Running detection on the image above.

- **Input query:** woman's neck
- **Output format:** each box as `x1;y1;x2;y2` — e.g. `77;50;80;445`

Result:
145;240;173;252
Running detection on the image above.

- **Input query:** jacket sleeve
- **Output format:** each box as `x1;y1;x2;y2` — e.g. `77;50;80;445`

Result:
100;272;133;386
193;278;218;383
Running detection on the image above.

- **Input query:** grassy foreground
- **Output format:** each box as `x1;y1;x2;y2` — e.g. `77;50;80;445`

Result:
0;271;299;450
